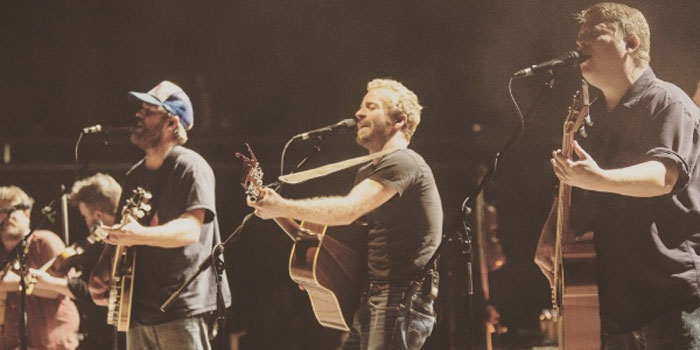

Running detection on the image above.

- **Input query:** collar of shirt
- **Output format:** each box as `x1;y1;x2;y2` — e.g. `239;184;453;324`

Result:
620;67;656;109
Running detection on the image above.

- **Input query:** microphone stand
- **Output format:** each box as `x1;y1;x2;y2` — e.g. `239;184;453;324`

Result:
280;134;324;179
67;130;102;245
17;237;28;350
411;72;559;350
160;212;255;350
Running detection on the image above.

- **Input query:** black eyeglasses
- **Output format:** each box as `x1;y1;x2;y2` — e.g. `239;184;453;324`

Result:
0;204;30;215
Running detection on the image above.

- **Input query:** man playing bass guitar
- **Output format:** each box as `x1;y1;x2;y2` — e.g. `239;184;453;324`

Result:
248;78;442;350
535;3;700;349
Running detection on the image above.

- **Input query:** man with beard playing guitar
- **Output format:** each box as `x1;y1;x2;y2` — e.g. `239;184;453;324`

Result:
89;80;231;350
248;78;442;350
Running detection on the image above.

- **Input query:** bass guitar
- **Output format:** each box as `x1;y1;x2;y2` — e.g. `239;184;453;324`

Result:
237;144;366;331
551;79;600;349
107;187;152;332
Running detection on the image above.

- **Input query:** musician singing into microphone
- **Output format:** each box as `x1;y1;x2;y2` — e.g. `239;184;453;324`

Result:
88;81;231;350
0;186;80;350
534;3;700;349
248;78;442;350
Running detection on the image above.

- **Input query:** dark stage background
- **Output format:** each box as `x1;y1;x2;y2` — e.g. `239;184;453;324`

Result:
1;1;699;349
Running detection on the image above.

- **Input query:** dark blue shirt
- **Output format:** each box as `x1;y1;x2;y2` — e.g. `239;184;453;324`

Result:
574;68;700;333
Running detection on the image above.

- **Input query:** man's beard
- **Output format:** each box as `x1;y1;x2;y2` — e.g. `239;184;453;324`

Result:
356;119;393;149
1;222;25;241
131;120;166;150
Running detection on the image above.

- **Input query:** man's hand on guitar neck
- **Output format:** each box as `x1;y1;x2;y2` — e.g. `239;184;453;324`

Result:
551;141;679;197
102;209;204;249
247;188;285;220
551;141;605;192
100;215;146;247
246;178;396;226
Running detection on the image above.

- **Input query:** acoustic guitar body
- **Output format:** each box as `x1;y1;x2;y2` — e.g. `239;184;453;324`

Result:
289;222;366;331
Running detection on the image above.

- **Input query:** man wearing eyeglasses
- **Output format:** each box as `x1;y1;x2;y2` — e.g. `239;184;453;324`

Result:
0;186;80;350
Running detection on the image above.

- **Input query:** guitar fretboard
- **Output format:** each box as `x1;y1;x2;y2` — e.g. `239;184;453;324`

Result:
107;276;122;326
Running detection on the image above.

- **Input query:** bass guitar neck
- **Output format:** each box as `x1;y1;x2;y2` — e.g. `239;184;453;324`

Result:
552;80;600;350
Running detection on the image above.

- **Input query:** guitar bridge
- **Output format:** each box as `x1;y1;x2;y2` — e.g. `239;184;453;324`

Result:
295;227;321;242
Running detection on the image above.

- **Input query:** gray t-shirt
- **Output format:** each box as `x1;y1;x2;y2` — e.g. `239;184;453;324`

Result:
124;145;232;324
354;149;443;281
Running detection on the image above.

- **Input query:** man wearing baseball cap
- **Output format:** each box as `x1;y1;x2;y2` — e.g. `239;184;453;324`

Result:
89;80;231;350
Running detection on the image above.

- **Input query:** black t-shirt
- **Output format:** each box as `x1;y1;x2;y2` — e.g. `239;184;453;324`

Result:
65;242;113;349
354;148;442;281
572;68;700;333
123;145;232;324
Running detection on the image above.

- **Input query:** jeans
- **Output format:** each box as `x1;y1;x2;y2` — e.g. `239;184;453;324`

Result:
602;304;700;350
127;314;212;350
341;283;436;350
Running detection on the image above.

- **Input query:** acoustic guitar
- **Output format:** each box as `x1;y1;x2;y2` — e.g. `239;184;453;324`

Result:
237;144;366;331
551;79;600;349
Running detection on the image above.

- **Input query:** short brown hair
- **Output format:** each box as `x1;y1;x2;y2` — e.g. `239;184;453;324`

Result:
367;79;423;140
577;2;650;66
69;173;122;215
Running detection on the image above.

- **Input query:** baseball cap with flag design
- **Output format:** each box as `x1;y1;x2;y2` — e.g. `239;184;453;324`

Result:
127;80;194;130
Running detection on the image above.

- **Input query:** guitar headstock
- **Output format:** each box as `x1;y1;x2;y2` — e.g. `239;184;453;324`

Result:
123;187;153;221
235;143;264;202
91;187;153;241
562;80;591;153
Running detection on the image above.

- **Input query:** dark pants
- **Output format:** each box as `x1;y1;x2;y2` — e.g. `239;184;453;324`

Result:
341;282;436;350
602;305;700;350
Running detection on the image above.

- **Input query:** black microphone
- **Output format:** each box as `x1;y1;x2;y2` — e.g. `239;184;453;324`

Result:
512;50;590;78
293;119;357;140
82;124;133;134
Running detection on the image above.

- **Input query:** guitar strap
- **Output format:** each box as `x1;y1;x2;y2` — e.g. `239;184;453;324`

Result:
133;154;174;226
278;148;397;185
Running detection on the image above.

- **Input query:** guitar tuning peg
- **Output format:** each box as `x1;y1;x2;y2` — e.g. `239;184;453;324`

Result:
584;114;593;127
579;126;588;138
